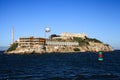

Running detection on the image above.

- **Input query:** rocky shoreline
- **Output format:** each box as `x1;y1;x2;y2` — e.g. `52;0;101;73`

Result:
5;41;113;54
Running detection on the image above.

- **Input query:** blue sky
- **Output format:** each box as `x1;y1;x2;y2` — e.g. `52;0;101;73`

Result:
0;0;120;49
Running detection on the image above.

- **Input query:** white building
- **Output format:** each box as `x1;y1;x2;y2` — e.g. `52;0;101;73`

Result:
46;41;79;46
61;32;87;39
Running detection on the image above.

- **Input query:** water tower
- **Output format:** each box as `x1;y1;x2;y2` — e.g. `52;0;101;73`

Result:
45;27;50;39
12;26;14;44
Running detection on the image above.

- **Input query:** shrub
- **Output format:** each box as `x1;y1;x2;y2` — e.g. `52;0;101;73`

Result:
87;38;102;43
7;43;18;52
50;34;60;39
73;37;82;42
74;48;80;51
73;37;89;46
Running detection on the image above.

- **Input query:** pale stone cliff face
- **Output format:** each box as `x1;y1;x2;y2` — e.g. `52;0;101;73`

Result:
45;42;113;53
5;42;113;54
80;42;114;52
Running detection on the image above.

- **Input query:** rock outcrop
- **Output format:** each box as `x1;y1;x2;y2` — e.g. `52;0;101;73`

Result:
5;42;113;54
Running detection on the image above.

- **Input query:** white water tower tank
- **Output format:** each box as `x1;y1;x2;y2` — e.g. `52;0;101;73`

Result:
45;27;50;32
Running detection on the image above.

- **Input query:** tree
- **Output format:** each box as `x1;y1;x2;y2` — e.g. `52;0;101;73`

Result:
74;48;80;51
49;34;60;39
73;37;89;46
7;43;18;52
87;38;102;43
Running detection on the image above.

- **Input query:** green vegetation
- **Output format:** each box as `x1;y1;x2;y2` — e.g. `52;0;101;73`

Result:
7;43;18;52
73;37;102;46
73;37;82;42
55;38;62;41
73;37;89;46
86;37;102;43
73;48;80;51
105;44;109;46
50;34;60;39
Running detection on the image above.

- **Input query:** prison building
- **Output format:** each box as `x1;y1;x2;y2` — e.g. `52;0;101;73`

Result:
17;37;46;48
46;41;79;46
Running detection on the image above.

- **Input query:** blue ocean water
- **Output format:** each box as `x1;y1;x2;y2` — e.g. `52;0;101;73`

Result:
0;51;120;80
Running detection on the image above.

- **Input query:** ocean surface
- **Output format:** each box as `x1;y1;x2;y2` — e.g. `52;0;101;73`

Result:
0;51;120;80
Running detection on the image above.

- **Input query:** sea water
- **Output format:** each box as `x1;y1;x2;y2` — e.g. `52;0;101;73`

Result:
0;51;120;80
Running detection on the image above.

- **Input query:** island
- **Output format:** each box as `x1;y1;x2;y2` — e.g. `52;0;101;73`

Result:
5;32;114;54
